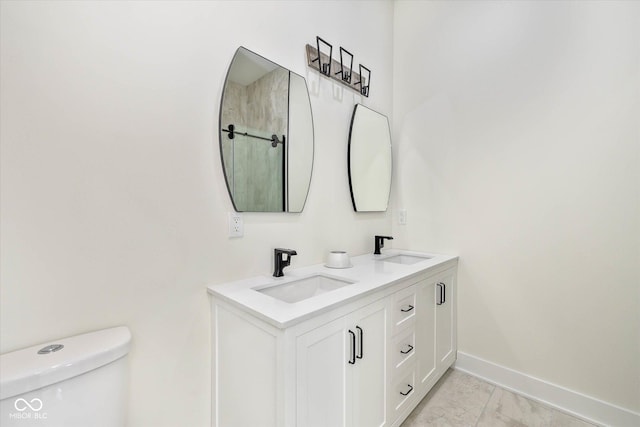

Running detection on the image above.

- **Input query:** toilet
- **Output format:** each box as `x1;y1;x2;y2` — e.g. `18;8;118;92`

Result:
0;326;131;427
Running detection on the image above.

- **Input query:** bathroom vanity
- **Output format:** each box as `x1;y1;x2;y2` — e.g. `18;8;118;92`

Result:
207;250;458;427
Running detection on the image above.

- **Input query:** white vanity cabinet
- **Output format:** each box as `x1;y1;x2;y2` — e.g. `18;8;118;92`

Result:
415;269;456;394
210;295;390;427
296;298;388;427
415;277;437;389
435;270;456;368
208;251;457;427
386;268;457;425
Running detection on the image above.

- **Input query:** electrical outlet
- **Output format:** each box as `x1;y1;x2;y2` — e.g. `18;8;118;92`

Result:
399;209;407;225
228;212;244;237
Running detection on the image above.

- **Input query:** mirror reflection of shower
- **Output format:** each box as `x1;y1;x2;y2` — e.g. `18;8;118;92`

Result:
222;124;285;212
219;47;314;213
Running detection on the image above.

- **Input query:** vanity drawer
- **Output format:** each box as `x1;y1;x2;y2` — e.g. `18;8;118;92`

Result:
392;327;416;371
391;367;417;418
392;286;417;332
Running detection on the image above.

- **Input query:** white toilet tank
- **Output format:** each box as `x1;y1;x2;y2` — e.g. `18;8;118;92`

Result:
0;326;131;427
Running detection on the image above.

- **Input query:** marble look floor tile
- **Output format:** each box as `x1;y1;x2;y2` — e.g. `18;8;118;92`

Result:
401;369;600;427
478;388;554;427
476;408;530;427
401;369;495;427
549;410;598;427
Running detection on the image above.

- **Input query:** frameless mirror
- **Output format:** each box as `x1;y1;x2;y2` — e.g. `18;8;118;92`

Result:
220;47;314;212
348;104;392;212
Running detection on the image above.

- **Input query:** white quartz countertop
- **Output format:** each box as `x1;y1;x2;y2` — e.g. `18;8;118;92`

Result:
207;249;458;329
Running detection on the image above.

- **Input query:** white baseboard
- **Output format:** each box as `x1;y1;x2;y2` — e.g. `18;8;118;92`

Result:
454;351;640;427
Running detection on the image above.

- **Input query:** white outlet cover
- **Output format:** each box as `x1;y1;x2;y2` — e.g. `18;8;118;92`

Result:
228;212;244;237
399;209;407;225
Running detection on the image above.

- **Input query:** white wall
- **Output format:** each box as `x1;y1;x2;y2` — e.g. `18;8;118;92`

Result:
0;1;393;426
393;0;640;413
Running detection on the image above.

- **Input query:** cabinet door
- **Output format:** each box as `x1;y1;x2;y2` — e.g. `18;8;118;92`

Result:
296;298;388;427
296;316;348;427
436;273;455;366
416;279;436;388
348;298;388;427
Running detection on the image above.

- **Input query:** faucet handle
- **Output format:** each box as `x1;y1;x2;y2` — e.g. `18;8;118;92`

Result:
275;248;298;257
273;248;297;277
374;235;394;255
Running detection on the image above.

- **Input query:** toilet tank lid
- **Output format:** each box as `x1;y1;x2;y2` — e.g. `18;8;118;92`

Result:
0;326;131;400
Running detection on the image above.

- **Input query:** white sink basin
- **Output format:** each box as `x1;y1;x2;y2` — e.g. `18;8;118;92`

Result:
380;254;432;265
256;274;356;303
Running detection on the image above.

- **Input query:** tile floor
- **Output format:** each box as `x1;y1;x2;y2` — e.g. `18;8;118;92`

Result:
401;369;598;427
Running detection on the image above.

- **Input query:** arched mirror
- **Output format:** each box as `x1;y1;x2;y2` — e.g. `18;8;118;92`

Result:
348;104;392;212
220;47;314;212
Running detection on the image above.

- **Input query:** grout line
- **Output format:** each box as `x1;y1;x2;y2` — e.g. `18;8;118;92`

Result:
475;383;497;427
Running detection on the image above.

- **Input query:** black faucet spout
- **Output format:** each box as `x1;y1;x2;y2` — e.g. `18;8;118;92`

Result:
374;235;393;255
273;248;298;277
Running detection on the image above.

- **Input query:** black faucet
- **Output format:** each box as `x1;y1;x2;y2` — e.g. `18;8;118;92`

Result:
374;235;393;255
273;248;297;277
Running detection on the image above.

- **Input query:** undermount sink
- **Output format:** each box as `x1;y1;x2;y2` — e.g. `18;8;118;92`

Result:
256;274;356;303
380;254;432;265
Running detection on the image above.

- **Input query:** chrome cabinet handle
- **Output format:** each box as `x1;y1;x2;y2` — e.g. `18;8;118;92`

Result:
400;344;414;355
356;326;363;360
400;304;414;313
400;384;414;396
348;330;356;364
